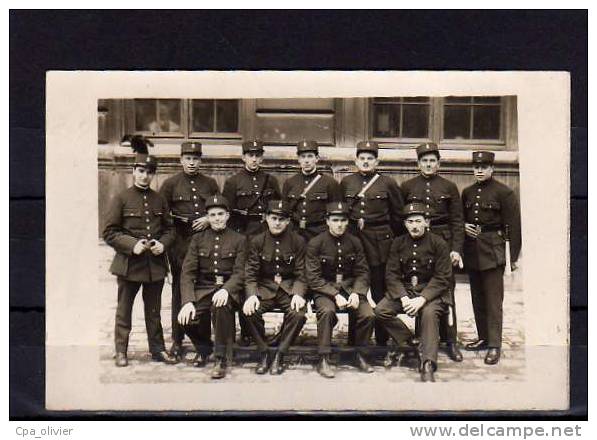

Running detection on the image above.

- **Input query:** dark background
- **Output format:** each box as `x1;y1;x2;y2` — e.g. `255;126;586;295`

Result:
9;10;587;419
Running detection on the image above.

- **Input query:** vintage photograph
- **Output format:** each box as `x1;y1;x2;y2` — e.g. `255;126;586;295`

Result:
46;71;569;411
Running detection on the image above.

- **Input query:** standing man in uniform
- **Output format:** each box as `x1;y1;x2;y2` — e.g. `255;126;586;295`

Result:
242;200;308;375
223;140;281;345
306;202;375;378
103;145;178;367
375;202;453;382
400;142;464;362
462;151;521;365
340;140;405;347
283;140;343;242
177;195;247;379
159;141;219;361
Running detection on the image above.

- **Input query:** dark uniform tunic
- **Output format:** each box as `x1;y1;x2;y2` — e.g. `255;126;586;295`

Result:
103;185;175;355
462;178;521;348
180;227;246;358
306;231;374;354
283;171;342;241
159;171;219;346
222;168;281;236
401;173;465;344
341;172;405;345
244;229;307;353
375;232;452;365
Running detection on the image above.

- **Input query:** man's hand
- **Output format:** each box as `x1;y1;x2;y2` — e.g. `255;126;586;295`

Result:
192;216;210;232
450;251;464;269
212;289;229;307
177;302;196;326
149;240;165;256
335;294;348;310
346;293;360;309
243;295;260;316
511;262;518;272
133;239;148;255
464;223;480;239
290;295;306;312
403;296;427;317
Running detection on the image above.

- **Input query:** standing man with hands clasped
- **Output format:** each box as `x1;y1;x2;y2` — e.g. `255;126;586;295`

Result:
103;137;178;367
159;141;219;361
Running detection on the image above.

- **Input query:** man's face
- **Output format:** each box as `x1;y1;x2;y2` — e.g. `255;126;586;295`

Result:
207;207;230;231
242;151;264;171
355;152;379;174
180;153;201;175
132;166;155;188
298;151;319;174
404;214;429;239
418;153;440;177
326;215;349;237
473;164;494;182
265;213;290;235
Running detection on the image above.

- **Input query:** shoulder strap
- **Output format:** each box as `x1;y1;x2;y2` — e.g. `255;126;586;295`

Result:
356;173;381;198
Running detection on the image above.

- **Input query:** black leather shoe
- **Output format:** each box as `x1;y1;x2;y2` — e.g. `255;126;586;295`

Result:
255;352;269;375
115;352;128;367
484;348;501;365
446;342;463;362
383;351;396;368
355;353;374;373
238;334;252;347
465;339;488;351
169;342;183;361
317;355;335;378
420;360;436;382
211;358;227;379
151;351;179;364
192;352;207;368
269;352;285;375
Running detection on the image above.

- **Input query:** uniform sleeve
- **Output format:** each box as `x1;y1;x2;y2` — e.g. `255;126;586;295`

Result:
269;174;282;199
158;177;173;205
158;195;176;249
281;178;291;201
180;235;200;305
290;235;307;297
385;238;409;300
351;237;370;296
222;176;237;210
305;238;339;298
420;238;452;302
222;236;247;300
102;193;139;255
501;189;522;263
208;176;220;195
327;177;343;203
244;237;261;297
388;177;406;236
448;182;465;255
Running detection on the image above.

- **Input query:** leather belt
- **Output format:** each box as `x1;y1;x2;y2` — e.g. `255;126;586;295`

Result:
476;224;503;232
351;219;389;228
197;274;231;283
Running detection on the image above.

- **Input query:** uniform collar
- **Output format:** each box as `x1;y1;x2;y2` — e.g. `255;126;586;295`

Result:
211;226;227;236
327;230;346;240
302;168;318;177
420;173;438;180
133;183;150;192
243;167;261;175
183;171;200;180
408;231;428;242
268;227;289;240
475;177;493;187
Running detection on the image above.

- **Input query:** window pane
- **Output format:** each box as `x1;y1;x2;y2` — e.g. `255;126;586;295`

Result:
372;104;399;137
473;96;501;104
256;114;334;145
444;105;471;139
473;105;501;139
157;99;181;132
192;100;215;132
445;96;472;104
402;104;429;138
215;100;239;133
134;99;157;132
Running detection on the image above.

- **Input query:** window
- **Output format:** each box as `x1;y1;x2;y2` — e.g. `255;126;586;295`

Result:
442;96;502;141
371;97;430;140
133;99;184;136
189;99;240;137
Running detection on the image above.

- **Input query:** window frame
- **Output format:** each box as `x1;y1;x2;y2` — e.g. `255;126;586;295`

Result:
188;99;242;139
130;98;187;138
369;97;433;144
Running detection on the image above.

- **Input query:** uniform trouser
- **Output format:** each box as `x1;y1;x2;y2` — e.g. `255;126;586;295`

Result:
182;295;233;359
313;293;374;355
170;261;212;346
244;289;307;354
439;273;458;344
115;278;166;355
467;266;505;348
370;264;390;346
375;297;447;366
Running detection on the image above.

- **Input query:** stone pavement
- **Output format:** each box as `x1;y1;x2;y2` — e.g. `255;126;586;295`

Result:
98;242;525;384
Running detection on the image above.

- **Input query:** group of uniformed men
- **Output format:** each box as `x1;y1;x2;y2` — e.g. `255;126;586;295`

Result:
103;136;521;382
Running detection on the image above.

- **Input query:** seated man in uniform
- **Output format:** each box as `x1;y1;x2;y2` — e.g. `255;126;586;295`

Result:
242;200;308;375
177;195;247;379
374;202;452;382
306;202;375;378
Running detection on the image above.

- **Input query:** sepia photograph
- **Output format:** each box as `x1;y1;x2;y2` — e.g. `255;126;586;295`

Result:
46;71;569;411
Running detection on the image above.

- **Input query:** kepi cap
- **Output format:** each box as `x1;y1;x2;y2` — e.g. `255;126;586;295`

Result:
205;194;230;211
326;202;349;217
181;141;202;156
472;151;495;165
133;153;158;172
297;140;319;155
356;140;379;157
416;142;440;159
242;140;265;153
266;200;291;217
401;202;430;218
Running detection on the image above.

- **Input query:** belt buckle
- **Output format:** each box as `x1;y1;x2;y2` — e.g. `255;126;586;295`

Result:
274;274;282;284
357;218;365;231
336;273;344;284
215;275;224;286
299;219;307;229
